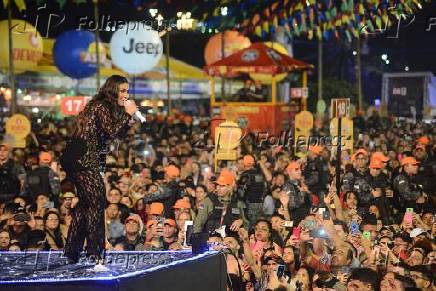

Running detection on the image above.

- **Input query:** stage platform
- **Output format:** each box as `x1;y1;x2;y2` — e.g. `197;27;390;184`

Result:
0;250;226;291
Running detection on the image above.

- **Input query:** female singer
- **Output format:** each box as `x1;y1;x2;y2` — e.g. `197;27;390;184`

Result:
60;75;137;263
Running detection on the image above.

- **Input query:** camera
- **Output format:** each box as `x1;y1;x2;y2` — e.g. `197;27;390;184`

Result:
14;213;30;222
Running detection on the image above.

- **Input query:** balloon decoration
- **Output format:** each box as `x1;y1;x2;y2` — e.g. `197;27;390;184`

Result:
204;31;251;65
250;42;288;84
110;23;163;75
53;30;105;79
0;20;43;73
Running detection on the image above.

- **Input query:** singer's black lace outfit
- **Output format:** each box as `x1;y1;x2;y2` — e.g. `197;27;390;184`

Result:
60;99;130;262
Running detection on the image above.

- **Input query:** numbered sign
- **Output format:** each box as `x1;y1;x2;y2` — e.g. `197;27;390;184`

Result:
330;98;350;118
330;117;354;154
60;96;87;115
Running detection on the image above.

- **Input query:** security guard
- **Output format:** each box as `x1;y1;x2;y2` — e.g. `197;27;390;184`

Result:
342;149;372;208
303;145;329;204
414;144;434;195
367;158;392;224
193;169;243;235
282;161;311;225
26;152;60;202
368;158;391;194
393;157;423;210
237;155;267;227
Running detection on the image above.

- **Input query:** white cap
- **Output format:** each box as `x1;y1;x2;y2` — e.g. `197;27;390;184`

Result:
409;228;426;238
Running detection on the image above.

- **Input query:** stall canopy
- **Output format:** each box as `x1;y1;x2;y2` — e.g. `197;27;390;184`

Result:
204;42;313;77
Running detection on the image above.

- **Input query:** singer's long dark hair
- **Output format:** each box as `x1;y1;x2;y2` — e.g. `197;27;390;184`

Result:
92;74;129;107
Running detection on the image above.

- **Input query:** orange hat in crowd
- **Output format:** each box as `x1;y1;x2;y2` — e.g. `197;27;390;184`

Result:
243;155;255;167
149;202;164;215
286;161;301;172
371;151;389;162
164;219;177;227
39;152;52;163
308;145;323;155
352;149;368;161
125;214;142;225
173;199;191;209
417;136;430;145
215;169;235;186
369;158;383;169
401;157;419;166
165;165;180;178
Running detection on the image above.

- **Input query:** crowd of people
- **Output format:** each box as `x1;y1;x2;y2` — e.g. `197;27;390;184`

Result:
0;109;435;291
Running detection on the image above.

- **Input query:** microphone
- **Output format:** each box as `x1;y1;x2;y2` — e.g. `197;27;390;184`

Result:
124;99;146;123
134;111;146;123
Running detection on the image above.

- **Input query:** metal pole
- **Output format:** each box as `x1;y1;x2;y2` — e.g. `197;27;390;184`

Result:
318;38;323;101
220;31;225;100
336;117;342;195
356;37;363;112
7;1;16;114
93;0;101;89
166;29;171;114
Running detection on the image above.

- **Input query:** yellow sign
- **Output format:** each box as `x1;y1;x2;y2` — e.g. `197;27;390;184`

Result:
0;20;43;73
214;121;243;171
330;117;353;154
294;111;313;158
6;114;31;148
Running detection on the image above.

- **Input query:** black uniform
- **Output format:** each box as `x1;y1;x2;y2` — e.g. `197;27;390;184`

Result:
393;173;423;210
282;179;311;225
303;156;329;201
342;168;372;208
0;159;22;203
237;167;267;227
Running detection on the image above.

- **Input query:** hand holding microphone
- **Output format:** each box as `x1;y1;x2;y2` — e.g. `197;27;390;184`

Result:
123;99;146;123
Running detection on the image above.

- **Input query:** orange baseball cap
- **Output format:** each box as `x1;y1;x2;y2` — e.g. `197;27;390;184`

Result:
417;136;430;145
164;218;177;227
286;161;301;172
369;158;383;169
215;169;235;186
352;149;368;161
173;199;191;209
372;151;389;162
308;145;323;155
243;155;255;167
39;152;52;163
125;214;142;225
149;202;164;215
401;156;419;166
165;165;180;178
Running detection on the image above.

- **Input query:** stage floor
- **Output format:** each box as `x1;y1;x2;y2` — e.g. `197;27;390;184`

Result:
0;250;226;291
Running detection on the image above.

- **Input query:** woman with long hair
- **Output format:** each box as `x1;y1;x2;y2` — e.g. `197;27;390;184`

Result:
43;211;66;250
60;75;137;264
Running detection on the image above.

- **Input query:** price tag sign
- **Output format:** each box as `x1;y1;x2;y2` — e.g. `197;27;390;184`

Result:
60;96;87;115
330;98;350;118
291;87;308;98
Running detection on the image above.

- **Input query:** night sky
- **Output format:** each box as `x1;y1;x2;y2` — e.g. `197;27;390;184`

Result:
0;1;435;84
